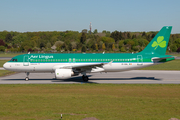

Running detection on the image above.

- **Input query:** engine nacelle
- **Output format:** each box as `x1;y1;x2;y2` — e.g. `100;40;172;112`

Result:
55;69;74;79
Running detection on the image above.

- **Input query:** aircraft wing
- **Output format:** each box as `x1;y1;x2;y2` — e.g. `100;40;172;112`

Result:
72;63;105;68
53;61;113;73
53;62;107;70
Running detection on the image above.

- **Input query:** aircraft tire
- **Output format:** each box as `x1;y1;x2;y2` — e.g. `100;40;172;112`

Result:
25;77;29;81
82;75;89;82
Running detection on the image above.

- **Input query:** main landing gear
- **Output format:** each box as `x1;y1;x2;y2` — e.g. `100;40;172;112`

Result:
25;72;30;81
82;75;89;82
81;72;89;82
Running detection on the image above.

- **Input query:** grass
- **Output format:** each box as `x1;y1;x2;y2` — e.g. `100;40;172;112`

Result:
139;59;180;70
0;70;16;77
0;84;180;120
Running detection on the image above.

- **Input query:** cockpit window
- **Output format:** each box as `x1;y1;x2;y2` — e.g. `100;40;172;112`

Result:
10;59;18;62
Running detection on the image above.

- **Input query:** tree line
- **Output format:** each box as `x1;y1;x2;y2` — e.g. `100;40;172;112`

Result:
0;29;180;53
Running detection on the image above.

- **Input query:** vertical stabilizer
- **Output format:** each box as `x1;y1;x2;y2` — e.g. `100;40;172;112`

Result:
140;26;172;55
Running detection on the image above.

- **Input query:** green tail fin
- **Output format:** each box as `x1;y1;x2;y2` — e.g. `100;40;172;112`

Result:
140;26;172;55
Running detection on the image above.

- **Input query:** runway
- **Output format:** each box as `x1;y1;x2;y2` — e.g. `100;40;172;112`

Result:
0;70;180;84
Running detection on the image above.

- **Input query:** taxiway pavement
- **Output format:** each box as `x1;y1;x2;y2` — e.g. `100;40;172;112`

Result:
0;70;180;84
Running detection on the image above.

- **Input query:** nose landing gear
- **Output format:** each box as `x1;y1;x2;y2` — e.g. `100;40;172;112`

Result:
25;72;30;81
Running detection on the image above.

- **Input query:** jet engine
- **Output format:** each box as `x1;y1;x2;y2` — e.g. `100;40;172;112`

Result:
55;69;74;79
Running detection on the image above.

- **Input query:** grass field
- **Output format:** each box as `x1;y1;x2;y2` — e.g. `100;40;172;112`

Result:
0;70;16;77
0;84;180;120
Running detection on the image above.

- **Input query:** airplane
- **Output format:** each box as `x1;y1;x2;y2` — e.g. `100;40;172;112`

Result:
3;26;175;82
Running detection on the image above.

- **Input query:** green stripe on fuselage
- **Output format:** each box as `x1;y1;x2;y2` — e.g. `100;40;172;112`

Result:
8;53;165;63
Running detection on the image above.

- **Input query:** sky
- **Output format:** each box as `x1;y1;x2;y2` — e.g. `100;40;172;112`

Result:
0;0;180;33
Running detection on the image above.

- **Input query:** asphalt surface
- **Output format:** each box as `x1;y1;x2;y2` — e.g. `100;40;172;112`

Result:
0;70;180;84
0;57;12;60
0;68;5;70
175;57;180;59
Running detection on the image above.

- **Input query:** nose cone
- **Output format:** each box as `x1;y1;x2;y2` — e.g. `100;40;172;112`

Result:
3;62;8;70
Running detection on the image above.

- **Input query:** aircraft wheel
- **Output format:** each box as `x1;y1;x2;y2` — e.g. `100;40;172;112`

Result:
25;77;29;81
82;75;89;82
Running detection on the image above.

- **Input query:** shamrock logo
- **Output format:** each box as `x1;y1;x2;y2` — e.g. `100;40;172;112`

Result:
151;36;166;50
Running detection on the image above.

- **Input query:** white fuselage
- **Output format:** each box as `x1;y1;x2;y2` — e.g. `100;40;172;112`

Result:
3;62;154;73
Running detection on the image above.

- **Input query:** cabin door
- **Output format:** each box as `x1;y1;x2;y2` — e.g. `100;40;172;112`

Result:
23;56;29;66
137;55;143;65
